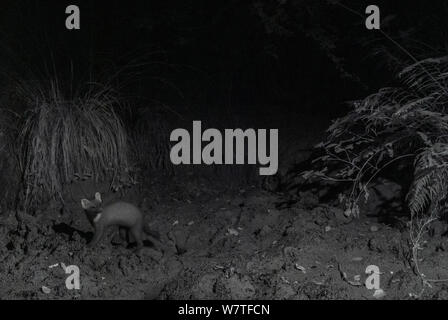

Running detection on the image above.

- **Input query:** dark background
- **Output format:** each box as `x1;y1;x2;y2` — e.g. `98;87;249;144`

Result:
1;1;448;300
1;0;448;127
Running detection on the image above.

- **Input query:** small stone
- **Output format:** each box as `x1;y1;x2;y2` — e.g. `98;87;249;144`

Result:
295;264;307;273
42;286;51;294
373;289;386;299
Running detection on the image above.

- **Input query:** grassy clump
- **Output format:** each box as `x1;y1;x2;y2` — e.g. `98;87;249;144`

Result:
14;79;129;208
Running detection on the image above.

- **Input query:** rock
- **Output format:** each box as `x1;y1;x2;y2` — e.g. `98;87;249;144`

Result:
41;286;51;294
373;289;386;299
227;228;239;236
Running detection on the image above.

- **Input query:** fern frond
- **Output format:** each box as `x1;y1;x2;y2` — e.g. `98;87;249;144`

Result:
302;56;448;219
408;144;448;217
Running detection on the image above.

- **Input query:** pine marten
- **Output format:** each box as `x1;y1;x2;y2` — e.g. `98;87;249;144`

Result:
81;192;162;252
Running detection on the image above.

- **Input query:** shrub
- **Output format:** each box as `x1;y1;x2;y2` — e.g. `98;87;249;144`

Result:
13;79;130;209
299;56;448;282
301;56;448;220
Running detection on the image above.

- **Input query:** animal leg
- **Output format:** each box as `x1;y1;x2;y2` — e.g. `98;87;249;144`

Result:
130;226;144;252
111;227;127;245
89;223;105;247
119;227;128;241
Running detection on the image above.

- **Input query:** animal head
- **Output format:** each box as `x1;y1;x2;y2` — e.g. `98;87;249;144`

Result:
81;192;103;212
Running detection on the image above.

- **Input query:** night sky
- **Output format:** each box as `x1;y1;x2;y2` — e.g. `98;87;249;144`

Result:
0;1;447;122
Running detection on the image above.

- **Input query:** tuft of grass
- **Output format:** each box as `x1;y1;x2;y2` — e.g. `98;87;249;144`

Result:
15;79;129;209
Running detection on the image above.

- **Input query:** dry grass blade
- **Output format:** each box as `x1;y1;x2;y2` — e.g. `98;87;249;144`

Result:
16;79;129;209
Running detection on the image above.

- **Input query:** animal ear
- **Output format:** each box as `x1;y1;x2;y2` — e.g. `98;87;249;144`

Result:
95;192;102;202
81;199;90;209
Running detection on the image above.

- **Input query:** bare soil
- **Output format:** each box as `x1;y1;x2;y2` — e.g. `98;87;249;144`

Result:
2;172;448;300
